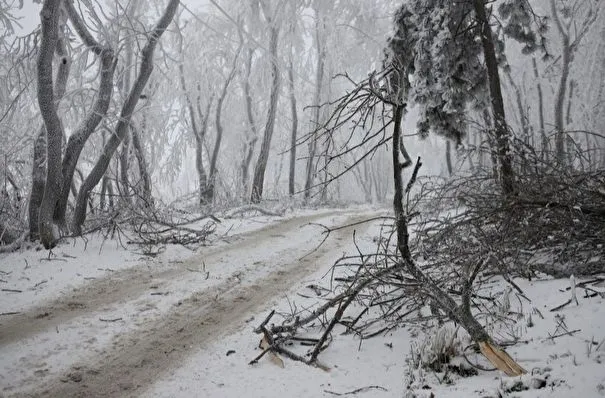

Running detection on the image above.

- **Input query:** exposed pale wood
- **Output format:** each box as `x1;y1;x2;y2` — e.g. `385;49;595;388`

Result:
479;341;526;376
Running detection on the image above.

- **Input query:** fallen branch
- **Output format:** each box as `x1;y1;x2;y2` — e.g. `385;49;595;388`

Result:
225;205;285;218
324;385;388;396
544;328;581;341
550;299;572;312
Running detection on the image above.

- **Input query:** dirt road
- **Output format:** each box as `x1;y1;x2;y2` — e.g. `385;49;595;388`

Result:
0;210;380;397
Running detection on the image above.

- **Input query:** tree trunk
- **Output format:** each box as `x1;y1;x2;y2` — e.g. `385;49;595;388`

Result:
482;109;500;179
565;79;576;167
54;48;116;227
206;43;241;203
28;129;46;240
551;0;570;166
287;50;298;197
130;121;153;207
532;58;548;160
104;176;115;210
445;139;453;176
504;69;531;174
250;21;280;203
119;129;131;201
473;0;515;195
304;9;326;202
505;70;530;141
72;0;180;234
117;3;138;206
37;0;65;249
178;62;210;205
241;48;259;197
100;175;108;210
29;3;71;242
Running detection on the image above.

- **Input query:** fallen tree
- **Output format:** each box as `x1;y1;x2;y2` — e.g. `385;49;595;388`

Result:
251;69;526;375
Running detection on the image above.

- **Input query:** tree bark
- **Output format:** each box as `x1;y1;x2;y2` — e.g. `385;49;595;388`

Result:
130;121;153;207
29;2;71;241
473;0;515;195
72;0;180;234
37;0;65;249
28;129;46;240
250;18;280;203
287;52;298;197
119;129;131;201
565;80;576;167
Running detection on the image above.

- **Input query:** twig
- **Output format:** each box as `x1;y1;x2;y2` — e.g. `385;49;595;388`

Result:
34;280;48;288
248;346;272;365
544;328;581;341
550;298;572;312
39;257;67;262
309;289;356;362
582;286;605;298
1;311;20;316
254;310;275;333
99;317;123;322
1;288;22;293
324;385;388;396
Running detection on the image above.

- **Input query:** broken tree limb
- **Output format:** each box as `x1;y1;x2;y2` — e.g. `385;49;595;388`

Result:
478;341;526;377
391;116;525;376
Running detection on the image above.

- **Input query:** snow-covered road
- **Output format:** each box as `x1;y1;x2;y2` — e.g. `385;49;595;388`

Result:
0;209;384;397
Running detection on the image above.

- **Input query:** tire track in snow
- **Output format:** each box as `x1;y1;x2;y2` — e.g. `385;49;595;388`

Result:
0;211;341;348
3;210;381;397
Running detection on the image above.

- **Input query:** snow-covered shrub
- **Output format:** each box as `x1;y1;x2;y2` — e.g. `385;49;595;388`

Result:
408;326;462;372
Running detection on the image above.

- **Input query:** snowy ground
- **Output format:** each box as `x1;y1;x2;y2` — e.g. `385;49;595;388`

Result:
1;207;604;397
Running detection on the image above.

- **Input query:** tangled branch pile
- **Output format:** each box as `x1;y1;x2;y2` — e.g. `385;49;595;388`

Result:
251;150;604;377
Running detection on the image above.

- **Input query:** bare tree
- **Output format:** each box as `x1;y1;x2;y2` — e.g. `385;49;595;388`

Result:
550;0;599;165
28;25;71;240
130;120;153;207
250;0;283;203
303;3;327;202
116;0;140;205
36;0;68;248
72;0;180;235
205;40;242;203
176;20;213;206
53;0;117;228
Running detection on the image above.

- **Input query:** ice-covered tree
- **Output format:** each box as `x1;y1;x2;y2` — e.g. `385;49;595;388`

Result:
387;0;547;194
